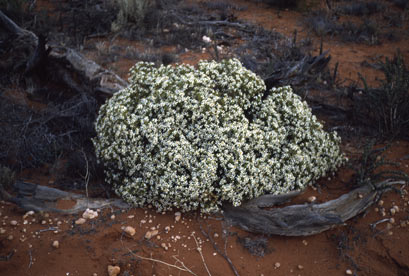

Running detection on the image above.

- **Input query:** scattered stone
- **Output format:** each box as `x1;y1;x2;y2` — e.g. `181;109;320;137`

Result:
164;226;170;233
400;221;407;227
388;231;393;236
127;215;134;219
110;215;116;220
75;218;86;225
124;226;136;236
274;262;281;269
297;265;304;270
0;228;5;234
107;265;120;276
161;243;168;251
145;229;159;239
174;212;181;222
52;240;59;248
140;219;146;224
378;200;384;206
307;196;316;203
41;220;47;225
374;207;379;212
390;208;396;215
357;193;363;199
214;233;219;238
156;235;161;240
302;240;308;246
82;209;98;219
389;218;395;224
10;220;18;226
7;235;13;240
346;269;353;275
23;211;35;219
393;205;400;212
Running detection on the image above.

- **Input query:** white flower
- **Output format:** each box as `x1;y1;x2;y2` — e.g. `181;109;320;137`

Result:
93;59;346;214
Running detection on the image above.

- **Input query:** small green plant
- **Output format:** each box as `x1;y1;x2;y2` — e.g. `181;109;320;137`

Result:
358;50;409;138
111;0;154;32
93;59;346;213
350;140;407;188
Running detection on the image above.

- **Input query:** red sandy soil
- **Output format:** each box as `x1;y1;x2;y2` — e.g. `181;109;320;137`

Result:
1;1;409;276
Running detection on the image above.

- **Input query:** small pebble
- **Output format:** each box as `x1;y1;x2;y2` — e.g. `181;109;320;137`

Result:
390;208;396;215
0;228;5;234
82;209;98;219
7;235;13;240
307;196;316;203
378;200;384;206
389;218;395;224
127;215;134;219
145;229;159;239
274;262;281;268
393;205;400;212
174;212;181;222
161;243;168;251
110;215;116;220
52;240;59;248
297;265;304;270
107;265;120;276
10;220;18;226
302;240;308;246
124;226;136;236
346;269;353;275
75;218;86;225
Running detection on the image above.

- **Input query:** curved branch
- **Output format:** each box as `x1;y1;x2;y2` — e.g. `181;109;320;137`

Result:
223;180;405;236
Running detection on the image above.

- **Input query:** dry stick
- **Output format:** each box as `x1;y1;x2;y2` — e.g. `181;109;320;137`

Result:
192;233;212;276
119;238;198;276
80;148;90;199
28;250;33;269
131;252;198;276
199;224;240;276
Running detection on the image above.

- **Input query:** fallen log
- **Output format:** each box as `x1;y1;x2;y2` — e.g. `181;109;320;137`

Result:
223;179;405;236
0;181;130;214
0;177;405;236
0;10;127;97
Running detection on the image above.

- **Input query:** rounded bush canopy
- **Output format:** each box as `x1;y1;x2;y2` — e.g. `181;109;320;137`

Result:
93;59;346;213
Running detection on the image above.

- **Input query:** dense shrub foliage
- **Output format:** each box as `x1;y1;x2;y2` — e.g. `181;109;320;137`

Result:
93;59;346;213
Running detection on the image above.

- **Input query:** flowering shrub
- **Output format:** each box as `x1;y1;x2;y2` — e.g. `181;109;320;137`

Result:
93;59;346;213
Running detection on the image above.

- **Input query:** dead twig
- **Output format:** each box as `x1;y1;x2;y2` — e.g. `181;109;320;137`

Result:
119;237;197;276
39;227;59;232
192;233;212;276
200;224;240;276
80;148;90;199
0;250;15;261
28;250;33;269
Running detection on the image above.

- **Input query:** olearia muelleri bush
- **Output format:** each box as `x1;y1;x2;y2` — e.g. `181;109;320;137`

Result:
93;59;346;213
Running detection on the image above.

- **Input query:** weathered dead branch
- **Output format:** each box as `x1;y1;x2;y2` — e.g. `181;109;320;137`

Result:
0;181;129;214
0;178;406;236
0;10;127;97
223;180;405;236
